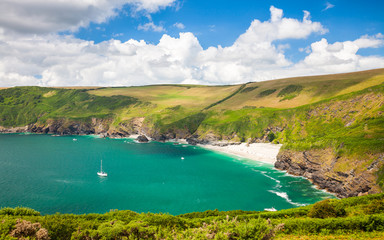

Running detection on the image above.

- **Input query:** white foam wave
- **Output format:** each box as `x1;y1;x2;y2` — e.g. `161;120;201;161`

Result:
264;207;277;211
283;172;306;179
268;190;307;207
262;173;281;184
260;172;282;188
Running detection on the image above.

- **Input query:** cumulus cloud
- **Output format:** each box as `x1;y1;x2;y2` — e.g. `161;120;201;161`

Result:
0;0;178;35
0;6;383;87
294;34;384;74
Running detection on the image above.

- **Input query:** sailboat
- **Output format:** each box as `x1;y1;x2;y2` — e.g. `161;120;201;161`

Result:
97;160;108;177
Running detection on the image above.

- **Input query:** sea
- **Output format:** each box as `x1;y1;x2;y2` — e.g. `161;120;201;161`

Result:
0;134;334;215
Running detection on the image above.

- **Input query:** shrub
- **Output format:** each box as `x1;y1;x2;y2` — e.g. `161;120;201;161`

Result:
277;85;303;97
364;199;384;214
258;89;276;97
241;86;259;93
308;200;346;218
0;207;40;216
267;132;275;142
9;219;50;240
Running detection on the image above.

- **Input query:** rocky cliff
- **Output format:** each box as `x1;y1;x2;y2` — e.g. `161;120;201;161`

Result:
275;149;383;198
0;117;144;138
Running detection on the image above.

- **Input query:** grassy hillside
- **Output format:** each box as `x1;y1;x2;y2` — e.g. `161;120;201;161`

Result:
88;68;384;110
89;85;239;110
0;87;138;127
1;193;384;239
215;68;384;110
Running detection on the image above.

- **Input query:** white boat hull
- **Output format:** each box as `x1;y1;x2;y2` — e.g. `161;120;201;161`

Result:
97;172;108;177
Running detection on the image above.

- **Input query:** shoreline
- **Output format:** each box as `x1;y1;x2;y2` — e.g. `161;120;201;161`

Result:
198;142;282;165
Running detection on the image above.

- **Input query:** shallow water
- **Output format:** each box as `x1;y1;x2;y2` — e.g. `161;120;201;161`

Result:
0;134;334;215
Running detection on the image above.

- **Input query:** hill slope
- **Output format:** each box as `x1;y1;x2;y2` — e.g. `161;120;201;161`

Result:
0;69;384;197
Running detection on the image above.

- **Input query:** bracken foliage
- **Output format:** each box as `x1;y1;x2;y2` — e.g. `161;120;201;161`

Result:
0;194;384;240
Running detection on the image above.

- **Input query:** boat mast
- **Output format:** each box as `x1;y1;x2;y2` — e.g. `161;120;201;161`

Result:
101;160;103;172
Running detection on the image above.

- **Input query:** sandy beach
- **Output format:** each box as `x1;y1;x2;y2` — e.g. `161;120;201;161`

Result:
127;134;281;165
200;142;282;165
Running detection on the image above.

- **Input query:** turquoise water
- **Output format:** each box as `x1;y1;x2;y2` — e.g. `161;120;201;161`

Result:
0;134;334;215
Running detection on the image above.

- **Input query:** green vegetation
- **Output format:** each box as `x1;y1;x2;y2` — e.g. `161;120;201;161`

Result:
258;89;277;97
240;86;259;93
277;84;303;97
0;87;137;127
307;199;346;218
1;193;384;239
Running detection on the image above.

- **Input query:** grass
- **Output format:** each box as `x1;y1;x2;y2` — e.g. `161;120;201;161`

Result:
214;68;384;110
88;85;239;110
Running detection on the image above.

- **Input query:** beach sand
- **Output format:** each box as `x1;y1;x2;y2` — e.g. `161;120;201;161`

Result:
200;142;282;165
126;135;281;165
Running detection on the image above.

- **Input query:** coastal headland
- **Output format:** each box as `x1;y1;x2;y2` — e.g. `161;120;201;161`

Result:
1;68;383;198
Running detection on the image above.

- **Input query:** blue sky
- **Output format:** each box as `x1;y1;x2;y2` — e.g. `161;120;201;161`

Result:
75;0;384;56
0;0;383;87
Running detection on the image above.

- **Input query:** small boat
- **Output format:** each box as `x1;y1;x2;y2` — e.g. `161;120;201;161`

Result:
97;160;108;177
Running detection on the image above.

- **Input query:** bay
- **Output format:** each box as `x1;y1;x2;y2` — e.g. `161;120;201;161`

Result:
0;134;334;215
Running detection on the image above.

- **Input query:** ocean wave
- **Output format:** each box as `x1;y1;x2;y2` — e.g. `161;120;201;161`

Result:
283;172;306;179
264;207;277;211
268;190;307;207
260;172;282;189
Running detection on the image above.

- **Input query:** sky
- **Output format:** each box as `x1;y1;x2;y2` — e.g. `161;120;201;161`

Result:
0;0;383;87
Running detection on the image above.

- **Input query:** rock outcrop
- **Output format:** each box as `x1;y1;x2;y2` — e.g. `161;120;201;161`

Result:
0;125;29;133
136;135;149;143
275;149;382;198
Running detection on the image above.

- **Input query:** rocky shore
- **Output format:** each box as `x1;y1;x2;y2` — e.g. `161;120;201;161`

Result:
274;149;382;198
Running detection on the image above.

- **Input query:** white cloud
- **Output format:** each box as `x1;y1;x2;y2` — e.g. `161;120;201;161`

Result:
0;0;178;35
0;6;383;87
132;0;177;13
138;21;165;32
323;2;335;11
235;6;327;44
294;34;384;74
173;22;185;29
353;34;384;48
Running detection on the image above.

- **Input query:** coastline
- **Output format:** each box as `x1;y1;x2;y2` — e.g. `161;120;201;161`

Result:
198;142;282;165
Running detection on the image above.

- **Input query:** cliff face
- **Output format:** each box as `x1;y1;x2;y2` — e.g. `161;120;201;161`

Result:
0;117;145;138
275;149;383;198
